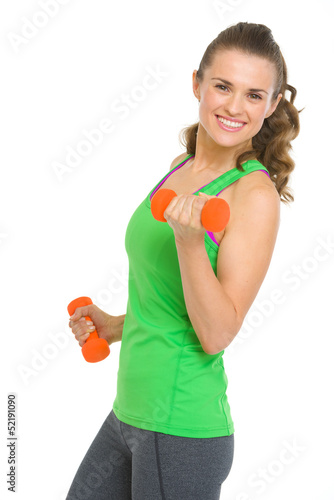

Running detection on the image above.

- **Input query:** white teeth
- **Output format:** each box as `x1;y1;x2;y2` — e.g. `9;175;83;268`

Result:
217;116;244;128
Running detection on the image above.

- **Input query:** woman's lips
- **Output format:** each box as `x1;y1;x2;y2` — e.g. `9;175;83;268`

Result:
215;115;247;132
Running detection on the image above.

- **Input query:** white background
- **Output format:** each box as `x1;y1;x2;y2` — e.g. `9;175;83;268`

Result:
1;1;333;499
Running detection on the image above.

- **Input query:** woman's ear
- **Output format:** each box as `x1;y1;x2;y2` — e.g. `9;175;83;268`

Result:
265;92;283;119
192;70;201;101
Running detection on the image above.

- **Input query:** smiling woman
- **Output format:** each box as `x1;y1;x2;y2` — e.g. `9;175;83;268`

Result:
181;22;303;204
66;21;303;500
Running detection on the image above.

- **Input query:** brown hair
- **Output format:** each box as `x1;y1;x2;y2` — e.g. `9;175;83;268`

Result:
178;22;304;204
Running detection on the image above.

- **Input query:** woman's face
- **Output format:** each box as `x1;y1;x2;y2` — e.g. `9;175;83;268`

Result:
192;49;282;149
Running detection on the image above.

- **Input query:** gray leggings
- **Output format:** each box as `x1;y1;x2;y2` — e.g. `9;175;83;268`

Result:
65;409;234;500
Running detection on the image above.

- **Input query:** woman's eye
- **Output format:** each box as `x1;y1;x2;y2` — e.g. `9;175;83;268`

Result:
215;85;262;100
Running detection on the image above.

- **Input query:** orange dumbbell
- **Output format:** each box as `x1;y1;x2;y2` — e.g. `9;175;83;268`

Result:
67;296;110;363
151;188;230;232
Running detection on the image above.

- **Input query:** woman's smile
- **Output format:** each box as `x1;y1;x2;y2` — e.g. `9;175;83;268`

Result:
215;114;247;132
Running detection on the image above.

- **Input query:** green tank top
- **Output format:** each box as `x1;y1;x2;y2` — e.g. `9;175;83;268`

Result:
112;154;270;438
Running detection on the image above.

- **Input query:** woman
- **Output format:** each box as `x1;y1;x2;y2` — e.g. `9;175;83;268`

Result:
66;21;302;500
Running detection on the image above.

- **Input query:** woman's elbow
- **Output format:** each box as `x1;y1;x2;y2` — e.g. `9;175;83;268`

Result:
204;325;241;355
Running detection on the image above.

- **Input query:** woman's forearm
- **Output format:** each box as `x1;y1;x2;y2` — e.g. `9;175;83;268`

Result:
110;314;126;343
175;241;239;355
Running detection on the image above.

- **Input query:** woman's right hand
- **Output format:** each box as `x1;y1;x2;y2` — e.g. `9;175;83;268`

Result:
68;303;115;347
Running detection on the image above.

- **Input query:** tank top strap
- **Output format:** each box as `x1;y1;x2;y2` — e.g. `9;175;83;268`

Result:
148;154;195;201
198;160;270;197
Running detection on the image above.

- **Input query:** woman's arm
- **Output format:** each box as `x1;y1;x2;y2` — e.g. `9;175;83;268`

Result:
109;313;126;343
175;184;280;355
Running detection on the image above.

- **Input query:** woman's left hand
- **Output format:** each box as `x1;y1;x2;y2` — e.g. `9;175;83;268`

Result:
164;192;217;247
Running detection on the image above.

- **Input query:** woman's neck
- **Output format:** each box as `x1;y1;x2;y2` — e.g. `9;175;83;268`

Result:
191;123;253;174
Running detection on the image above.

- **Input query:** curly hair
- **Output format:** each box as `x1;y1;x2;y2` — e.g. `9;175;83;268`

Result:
178;22;304;204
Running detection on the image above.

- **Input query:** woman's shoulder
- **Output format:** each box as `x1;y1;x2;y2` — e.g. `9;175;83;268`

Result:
168;152;192;171
237;160;278;197
221;160;280;228
229;167;281;224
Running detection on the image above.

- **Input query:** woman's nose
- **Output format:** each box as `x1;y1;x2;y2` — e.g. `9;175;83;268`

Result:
223;94;244;117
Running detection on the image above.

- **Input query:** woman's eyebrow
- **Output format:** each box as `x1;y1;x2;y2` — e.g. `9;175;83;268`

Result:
211;77;268;94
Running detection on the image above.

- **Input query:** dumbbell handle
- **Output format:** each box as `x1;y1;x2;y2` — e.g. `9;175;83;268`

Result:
151;188;230;233
67;296;110;363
